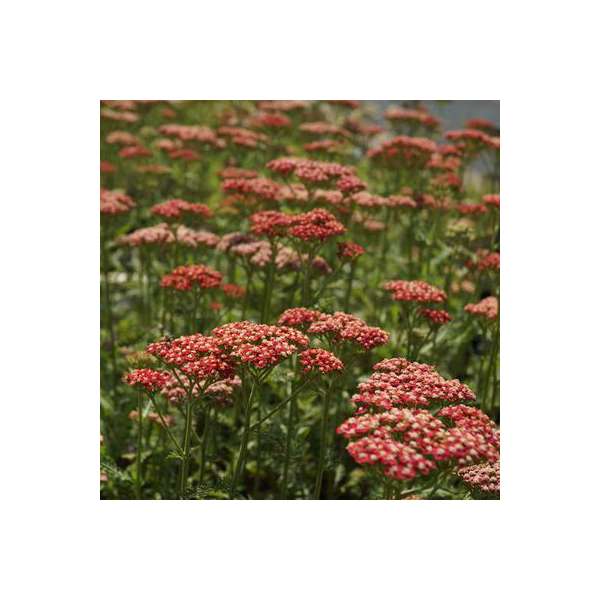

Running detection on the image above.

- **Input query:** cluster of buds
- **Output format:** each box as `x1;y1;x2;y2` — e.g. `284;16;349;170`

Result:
125;368;171;392
266;157;354;185
465;296;499;321
158;124;224;147
299;348;344;374
337;241;366;262
161;264;223;291
367;135;437;168
458;461;500;494
384;106;440;130
278;309;389;351
383;280;447;303
350;357;475;410
100;189;135;216
151;199;213;221
211;322;309;370
445;129;500;153
419;308;452;326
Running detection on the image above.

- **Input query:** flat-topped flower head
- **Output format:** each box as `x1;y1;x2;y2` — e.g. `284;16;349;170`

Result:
300;311;389;351
384;106;440;130
337;241;366;261
211;321;309;370
367;135;437;168
383;280;447;304
458;461;500;495
299;349;344;374
118;223;174;247
125;368;171;392
160;264;223;291
101;189;135;216
465;296;499;320
222;177;283;203
288;208;346;242
338;404;498;482
151;199;212;221
419;308;452;325
278;307;324;328
483;194;500;208
250;210;295;237
351;358;476;410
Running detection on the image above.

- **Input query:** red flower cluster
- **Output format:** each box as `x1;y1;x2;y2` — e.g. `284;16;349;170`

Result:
106;131;139;146
266;157;354;183
222;283;246;298
337;241;366;261
458;461;500;494
250;210;295;237
483;194;500;207
419;308;452;325
278;307;323;328
151;199;213;221
147;334;235;381
476;251;500;271
100;189;135;216
383;280;447;303
211;322;309;369
125;368;171;392
438;404;500;449
291;310;389;350
456;202;488;215
445;129;500;152
367;135;437;167
287;208;346;242
336;174;367;194
250;111;291;129
384;106;440;129
338;404;498;481
222;177;283;203
350;358;476;410
299;348;344;374
119;145;152;159
465;296;499;320
161;264;223;291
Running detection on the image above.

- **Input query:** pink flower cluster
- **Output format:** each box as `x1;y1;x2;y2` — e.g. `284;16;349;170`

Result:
350;358;476;410
279;309;389;351
151;199;213;221
367;135;437;167
383;280;447;303
100;189;135;216
161;264;223;291
299;348;344;374
211;322;309;369
266;157;354;184
483;194;500;208
147;333;235;381
419;308;452;325
158;124;223;147
465;296;499;320
338;403;498;481
222;177;283;202
458;461;500;494
384;106;440;129
337;241;366;261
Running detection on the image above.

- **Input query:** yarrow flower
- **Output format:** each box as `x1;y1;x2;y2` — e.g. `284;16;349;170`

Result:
383;280;447;303
100;189;135;216
350;358;476;410
419;308;452;325
151;199;213;221
337;241;366;261
287;208;346;242
125;368;171;392
384;106;440;130
367;135;437;168
482;194;500;208
161;264;223;291
280;310;389;351
458;461;500;495
299;348;344;374
250;210;295;237
210;321;309;370
465;296;499;320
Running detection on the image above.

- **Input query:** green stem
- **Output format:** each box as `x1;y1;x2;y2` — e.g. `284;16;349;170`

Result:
101;238;118;390
136;391;143;499
230;380;257;498
313;386;332;499
148;394;184;455
198;405;213;487
178;390;195;498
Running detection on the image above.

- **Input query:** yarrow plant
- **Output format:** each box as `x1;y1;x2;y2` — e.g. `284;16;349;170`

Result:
101;100;500;500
